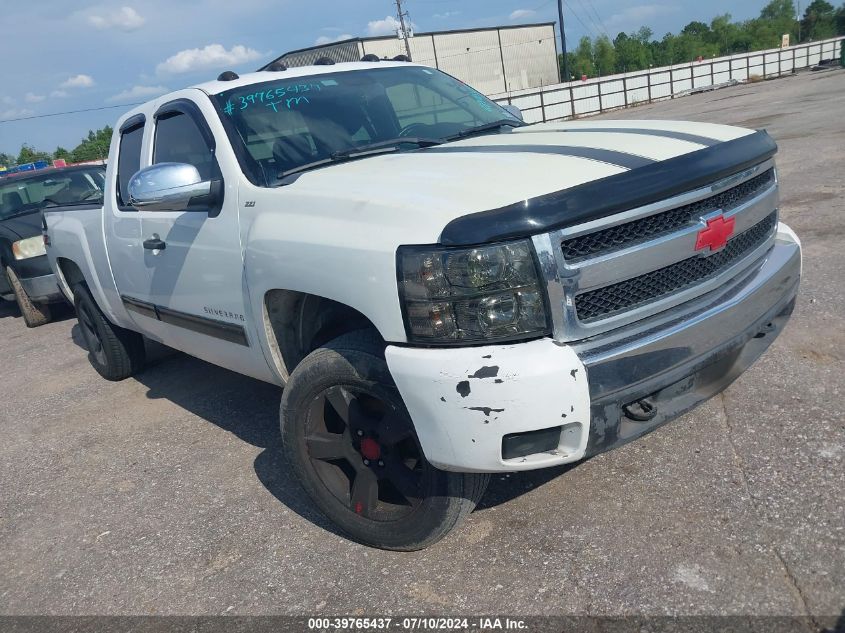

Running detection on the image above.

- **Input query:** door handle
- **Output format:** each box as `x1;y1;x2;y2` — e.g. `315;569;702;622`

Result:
143;237;166;251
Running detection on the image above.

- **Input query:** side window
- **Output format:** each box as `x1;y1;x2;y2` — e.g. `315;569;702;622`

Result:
153;112;218;181
116;123;144;208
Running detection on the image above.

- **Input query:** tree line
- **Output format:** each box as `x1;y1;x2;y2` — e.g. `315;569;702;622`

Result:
562;0;845;79
1;127;112;169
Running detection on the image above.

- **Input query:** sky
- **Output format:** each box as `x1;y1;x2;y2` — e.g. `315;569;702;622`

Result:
0;0;768;156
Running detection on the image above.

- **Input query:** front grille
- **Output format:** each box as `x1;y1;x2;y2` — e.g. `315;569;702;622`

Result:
561;168;775;261
575;212;778;322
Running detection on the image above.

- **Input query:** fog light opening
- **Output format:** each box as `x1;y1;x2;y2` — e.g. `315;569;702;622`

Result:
502;426;563;460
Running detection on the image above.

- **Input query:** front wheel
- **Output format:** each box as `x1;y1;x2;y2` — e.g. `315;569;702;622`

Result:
281;331;489;551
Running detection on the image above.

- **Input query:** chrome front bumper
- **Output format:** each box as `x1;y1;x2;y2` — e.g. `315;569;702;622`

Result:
387;224;800;473
572;224;801;457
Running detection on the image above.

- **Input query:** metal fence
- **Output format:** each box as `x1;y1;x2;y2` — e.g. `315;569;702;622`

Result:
491;36;845;124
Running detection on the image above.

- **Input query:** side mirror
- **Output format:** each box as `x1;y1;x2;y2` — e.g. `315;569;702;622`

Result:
502;104;524;122
128;163;214;212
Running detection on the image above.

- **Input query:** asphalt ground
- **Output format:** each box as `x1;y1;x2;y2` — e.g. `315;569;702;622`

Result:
0;68;843;620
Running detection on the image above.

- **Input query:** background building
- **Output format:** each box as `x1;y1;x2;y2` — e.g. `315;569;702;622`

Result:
262;23;559;96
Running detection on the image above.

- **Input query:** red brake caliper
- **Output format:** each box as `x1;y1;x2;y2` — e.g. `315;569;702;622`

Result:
355;439;381;514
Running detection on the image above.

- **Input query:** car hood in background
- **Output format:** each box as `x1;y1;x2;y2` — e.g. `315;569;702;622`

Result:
0;210;43;240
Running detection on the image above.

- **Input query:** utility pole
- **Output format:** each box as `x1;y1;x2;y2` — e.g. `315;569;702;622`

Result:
396;0;413;61
558;0;570;82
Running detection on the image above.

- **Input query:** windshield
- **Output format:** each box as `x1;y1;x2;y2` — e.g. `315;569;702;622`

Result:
0;167;106;220
212;66;522;186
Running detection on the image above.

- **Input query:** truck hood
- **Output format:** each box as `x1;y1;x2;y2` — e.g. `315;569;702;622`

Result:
276;120;761;245
0;209;43;240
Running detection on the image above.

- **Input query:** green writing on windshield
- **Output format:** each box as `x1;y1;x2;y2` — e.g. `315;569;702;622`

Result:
224;81;338;115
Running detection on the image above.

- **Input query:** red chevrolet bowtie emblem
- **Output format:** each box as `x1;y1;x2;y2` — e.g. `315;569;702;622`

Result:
695;214;736;252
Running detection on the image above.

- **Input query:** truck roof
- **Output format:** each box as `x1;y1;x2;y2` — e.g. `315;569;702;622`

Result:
192;61;418;96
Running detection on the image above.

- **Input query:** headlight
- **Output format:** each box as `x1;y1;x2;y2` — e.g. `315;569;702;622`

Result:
398;239;550;344
12;236;47;260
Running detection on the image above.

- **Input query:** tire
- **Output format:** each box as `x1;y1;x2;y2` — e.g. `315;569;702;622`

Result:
281;331;490;551
6;265;51;328
73;282;146;381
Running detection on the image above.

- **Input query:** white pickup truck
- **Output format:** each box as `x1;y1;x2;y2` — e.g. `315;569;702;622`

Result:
44;59;801;550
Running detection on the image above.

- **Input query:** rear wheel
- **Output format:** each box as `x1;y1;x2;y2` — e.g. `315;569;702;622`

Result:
281;331;489;551
73;283;145;381
6;265;51;328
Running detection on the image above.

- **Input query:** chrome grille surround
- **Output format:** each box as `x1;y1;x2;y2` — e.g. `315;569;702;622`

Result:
561;169;775;261
575;212;778;322
532;158;780;342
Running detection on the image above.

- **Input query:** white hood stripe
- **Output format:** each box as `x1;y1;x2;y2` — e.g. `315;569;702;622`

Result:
424;144;655;171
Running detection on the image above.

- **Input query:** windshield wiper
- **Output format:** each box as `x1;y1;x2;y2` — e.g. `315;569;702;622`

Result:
333;137;443;158
278;137;443;180
445;119;524;141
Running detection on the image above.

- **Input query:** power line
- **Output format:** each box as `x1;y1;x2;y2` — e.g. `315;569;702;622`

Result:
5;33;569;125
574;0;602;37
575;0;611;40
5;36;561;125
0;102;143;125
583;0;613;39
565;0;600;39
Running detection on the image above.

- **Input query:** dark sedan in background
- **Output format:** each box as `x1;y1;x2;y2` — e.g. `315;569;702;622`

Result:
0;165;105;327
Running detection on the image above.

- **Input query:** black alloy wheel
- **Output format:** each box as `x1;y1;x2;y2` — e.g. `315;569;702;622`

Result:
303;385;427;521
280;331;490;550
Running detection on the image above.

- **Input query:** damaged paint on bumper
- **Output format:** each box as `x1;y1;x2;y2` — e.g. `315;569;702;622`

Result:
386;339;592;472
387;224;801;473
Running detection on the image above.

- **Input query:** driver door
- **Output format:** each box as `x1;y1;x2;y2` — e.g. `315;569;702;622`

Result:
125;97;265;380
